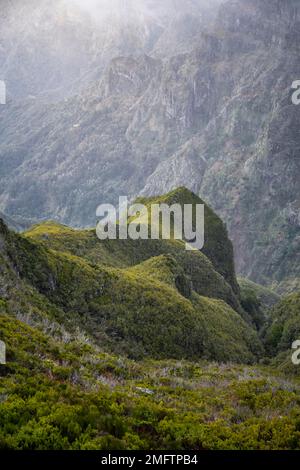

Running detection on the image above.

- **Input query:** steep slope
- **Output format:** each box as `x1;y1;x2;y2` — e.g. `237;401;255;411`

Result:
1;224;299;450
0;0;222;101
238;278;280;330
0;187;263;362
136;188;240;295
139;0;300;290
24;188;241;308
239;278;280;311
0;212;25;232
0;0;299;291
264;292;300;359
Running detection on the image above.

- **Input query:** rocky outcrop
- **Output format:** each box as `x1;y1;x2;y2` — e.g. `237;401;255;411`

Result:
0;0;299;290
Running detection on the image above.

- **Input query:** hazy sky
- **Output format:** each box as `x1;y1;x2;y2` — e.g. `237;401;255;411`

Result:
65;0;222;18
67;0;141;15
64;0;180;24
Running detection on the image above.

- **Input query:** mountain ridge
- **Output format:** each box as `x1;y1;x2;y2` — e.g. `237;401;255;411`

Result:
1;188;300;450
0;187;264;361
0;0;299;292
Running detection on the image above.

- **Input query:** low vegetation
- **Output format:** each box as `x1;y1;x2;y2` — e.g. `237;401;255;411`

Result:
1;311;300;450
0;188;299;450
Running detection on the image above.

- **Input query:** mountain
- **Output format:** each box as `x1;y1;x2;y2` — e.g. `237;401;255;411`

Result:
0;0;299;292
238;277;280;330
0;188;264;362
238;278;280;311
0;0;222;101
0;211;26;232
1;1;300;451
264;292;300;372
1;188;300;450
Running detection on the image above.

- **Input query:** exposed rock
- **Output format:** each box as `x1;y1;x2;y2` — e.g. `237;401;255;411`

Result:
0;0;299;290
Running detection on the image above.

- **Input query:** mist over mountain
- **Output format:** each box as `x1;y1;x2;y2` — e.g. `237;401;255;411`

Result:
0;0;299;292
0;0;222;100
1;1;300;452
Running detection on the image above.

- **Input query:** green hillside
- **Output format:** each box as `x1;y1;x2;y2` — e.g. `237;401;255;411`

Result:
1;309;300;450
238;278;280;330
265;292;300;355
1;188;300;450
0;190;262;362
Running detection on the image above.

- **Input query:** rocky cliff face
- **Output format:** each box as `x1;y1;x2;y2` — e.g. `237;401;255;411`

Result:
0;0;299;290
0;0;222;100
140;0;300;290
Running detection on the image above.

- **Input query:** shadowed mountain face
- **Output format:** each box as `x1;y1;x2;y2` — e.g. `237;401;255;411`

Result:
0;0;299;290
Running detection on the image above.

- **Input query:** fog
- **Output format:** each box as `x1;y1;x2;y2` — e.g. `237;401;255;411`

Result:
0;0;224;100
65;0;224;22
